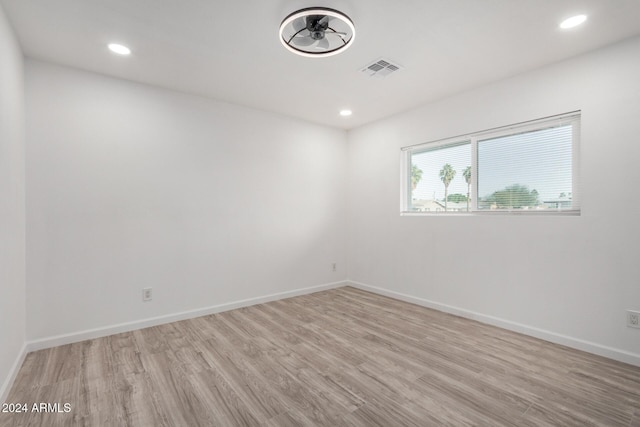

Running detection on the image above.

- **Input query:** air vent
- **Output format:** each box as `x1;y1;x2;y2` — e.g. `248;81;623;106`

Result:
361;58;402;78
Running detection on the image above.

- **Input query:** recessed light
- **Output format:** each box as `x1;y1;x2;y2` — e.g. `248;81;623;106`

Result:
108;43;131;55
340;109;352;117
560;14;587;29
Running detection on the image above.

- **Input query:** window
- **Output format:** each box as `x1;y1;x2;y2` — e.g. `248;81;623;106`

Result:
401;112;580;215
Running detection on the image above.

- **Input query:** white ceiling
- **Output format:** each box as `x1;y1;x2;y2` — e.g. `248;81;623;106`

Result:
3;0;640;129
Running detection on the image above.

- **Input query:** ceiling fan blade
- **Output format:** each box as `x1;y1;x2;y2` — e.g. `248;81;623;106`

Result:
316;38;330;50
292;35;316;47
325;31;347;38
292;16;306;32
319;15;331;25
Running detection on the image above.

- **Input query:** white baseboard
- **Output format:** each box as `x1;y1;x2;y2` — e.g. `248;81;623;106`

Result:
14;277;639;392
348;280;640;367
1;343;27;404
26;280;347;353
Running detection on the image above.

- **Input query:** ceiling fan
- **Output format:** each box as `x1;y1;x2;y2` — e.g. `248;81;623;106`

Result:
279;7;355;57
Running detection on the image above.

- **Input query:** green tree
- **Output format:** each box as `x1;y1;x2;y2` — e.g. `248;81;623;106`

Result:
462;166;471;212
411;164;423;192
447;193;468;203
481;184;539;209
439;163;456;211
532;189;539;205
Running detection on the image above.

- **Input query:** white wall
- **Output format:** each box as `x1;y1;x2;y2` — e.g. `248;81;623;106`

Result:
347;36;640;363
25;60;347;341
0;4;26;401
16;24;640;374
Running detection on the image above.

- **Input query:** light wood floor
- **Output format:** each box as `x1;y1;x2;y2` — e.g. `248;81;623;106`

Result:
2;286;640;426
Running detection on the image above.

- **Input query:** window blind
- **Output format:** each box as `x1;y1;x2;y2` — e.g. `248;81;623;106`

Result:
401;111;580;215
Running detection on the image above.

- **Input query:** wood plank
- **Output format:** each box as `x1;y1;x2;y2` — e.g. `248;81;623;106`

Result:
2;286;639;426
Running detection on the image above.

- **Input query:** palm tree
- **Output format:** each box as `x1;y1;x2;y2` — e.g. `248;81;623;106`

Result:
439;163;456;211
411;164;423;192
463;166;471;212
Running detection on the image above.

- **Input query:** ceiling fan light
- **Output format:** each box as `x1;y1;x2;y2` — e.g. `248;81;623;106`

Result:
279;7;355;58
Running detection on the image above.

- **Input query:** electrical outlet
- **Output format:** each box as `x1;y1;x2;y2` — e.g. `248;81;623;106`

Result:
628;310;640;329
142;287;153;302
332;263;337;272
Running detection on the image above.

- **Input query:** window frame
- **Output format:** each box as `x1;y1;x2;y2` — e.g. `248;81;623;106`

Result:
401;111;581;216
